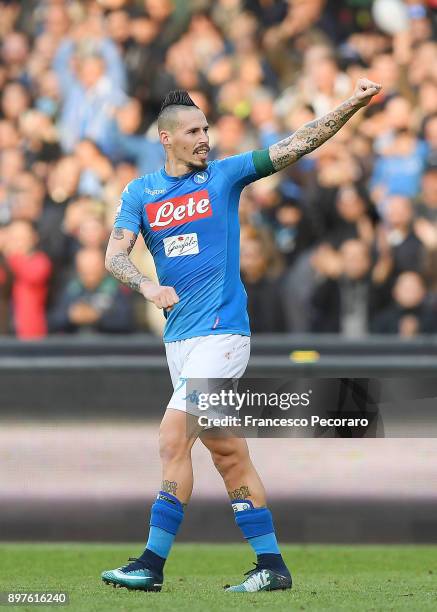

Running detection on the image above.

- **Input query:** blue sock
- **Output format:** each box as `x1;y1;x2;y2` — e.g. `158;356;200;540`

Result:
232;499;288;574
137;491;184;577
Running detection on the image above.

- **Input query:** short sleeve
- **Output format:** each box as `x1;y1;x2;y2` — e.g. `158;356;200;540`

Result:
114;179;143;234
214;151;259;188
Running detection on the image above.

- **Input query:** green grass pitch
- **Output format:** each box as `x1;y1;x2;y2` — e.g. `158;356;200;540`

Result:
0;543;436;611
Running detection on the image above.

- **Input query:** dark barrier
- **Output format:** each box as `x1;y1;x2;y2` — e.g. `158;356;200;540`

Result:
2;333;437;357
1;334;437;418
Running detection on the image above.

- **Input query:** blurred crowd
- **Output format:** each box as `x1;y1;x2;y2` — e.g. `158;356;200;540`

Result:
1;0;437;339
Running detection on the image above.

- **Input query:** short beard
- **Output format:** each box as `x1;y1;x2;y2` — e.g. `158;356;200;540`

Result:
187;159;208;172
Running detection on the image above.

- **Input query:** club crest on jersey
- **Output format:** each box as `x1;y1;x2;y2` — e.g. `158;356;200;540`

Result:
146;190;212;231
193;171;208;184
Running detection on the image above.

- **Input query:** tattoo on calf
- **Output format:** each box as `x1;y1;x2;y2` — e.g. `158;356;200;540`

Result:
162;480;178;495
229;485;251;500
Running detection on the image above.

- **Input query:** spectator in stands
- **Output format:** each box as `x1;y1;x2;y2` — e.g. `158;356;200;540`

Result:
1;81;31;123
0;120;20;152
75;139;113;199
122;15;162;111
424;114;437;167
18;109;61;169
371;126;428;203
371;271;437;336
272;196;316;265
240;227;286;333
0;148;25;194
281;242;341;332
46;155;81;207
9;171;65;264
53;30;127;155
383;195;425;275
110;97;164;174
310;239;382;336
415;167;437;223
3;220;52;339
0;228;11;334
0;0;436;339
210;115;250;159
77;216;108;252
303;138;364;243
325;183;376;249
1;31;31;84
48;247;134;334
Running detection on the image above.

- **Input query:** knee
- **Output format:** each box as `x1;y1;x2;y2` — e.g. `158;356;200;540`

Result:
159;425;190;464
211;447;246;478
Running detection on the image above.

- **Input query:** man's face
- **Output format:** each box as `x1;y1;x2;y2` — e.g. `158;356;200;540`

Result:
386;196;413;229
79;57;104;89
76;251;106;290
394;272;426;308
161;108;210;171
340;240;370;280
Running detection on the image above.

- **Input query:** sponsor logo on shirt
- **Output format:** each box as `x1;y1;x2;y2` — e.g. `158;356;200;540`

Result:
193;171;209;184
163;233;199;257
146;190;212;230
145;187;167;195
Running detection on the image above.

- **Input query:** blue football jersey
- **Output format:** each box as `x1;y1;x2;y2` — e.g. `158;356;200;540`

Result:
114;152;261;342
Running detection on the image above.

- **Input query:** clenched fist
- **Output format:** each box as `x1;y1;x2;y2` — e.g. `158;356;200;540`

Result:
141;281;179;311
352;78;382;108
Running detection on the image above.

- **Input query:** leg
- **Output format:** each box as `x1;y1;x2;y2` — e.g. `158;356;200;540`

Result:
201;431;292;592
159;407;202;504
200;432;266;506
101;408;202;591
133;408;201;572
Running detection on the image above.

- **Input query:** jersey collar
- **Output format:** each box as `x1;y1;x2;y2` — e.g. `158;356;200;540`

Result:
160;163;210;182
160;167;194;182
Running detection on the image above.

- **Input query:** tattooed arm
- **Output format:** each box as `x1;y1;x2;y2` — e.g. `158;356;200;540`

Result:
105;227;179;310
269;78;382;171
105;228;144;291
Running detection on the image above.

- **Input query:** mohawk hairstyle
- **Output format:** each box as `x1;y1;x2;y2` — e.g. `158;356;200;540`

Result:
160;90;198;113
158;90;200;132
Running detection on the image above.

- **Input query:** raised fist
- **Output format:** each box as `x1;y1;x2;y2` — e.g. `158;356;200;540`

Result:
352;78;382;107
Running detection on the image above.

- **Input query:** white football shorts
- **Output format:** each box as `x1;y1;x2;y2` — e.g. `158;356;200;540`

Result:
165;333;251;415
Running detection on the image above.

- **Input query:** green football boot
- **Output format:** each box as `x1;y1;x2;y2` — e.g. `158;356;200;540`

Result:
101;557;163;592
224;563;292;592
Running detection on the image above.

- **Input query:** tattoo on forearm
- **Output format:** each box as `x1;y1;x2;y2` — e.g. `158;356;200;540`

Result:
325;119;337;129
107;251;147;292
162;480;178;495
229;485;251;500
127;234;137;255
269;97;359;170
